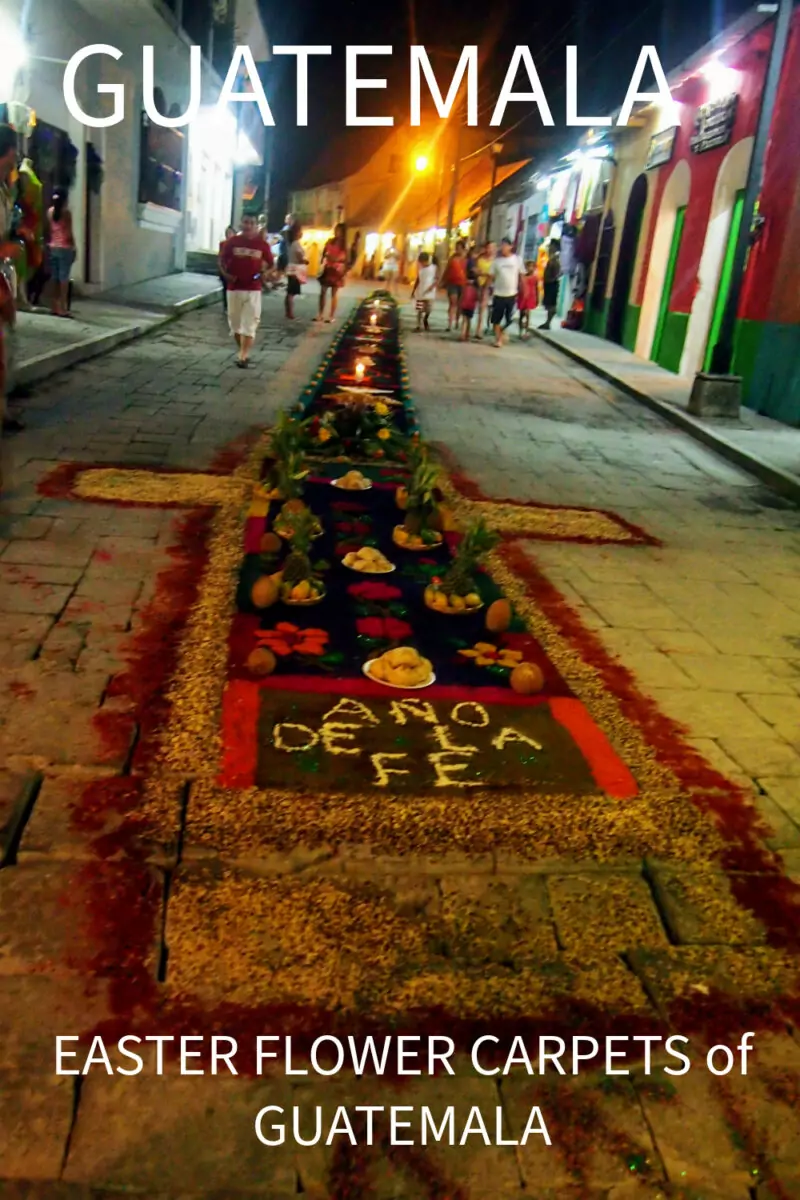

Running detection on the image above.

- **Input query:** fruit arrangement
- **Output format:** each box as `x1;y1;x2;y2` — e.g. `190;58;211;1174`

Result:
424;518;498;613
280;510;326;605
334;470;371;491
366;646;434;688
393;443;443;550
392;524;443;550
343;546;395;573
424;585;482;613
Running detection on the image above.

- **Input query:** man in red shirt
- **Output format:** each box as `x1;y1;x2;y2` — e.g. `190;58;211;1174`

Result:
220;212;274;368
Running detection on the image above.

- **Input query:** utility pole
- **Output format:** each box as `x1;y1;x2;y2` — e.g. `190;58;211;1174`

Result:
484;143;503;243
706;0;792;377
445;119;463;246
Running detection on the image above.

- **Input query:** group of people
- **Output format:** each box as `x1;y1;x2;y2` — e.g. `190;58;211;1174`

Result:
217;217;352;367
1;122;78;435
412;237;562;348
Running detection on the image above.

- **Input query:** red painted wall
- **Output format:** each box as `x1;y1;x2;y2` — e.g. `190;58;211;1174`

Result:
739;13;800;324
633;19;774;313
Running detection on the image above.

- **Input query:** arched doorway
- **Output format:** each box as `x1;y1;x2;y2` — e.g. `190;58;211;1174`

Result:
607;174;648;345
680;138;753;377
636;159;692;369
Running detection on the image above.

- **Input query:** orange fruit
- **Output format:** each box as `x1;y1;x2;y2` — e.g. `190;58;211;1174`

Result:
259;532;282;555
246;648;277;677
486;599;512;633
510;662;545;695
251;576;280;609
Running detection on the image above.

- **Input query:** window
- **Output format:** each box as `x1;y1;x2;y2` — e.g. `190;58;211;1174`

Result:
139;114;184;213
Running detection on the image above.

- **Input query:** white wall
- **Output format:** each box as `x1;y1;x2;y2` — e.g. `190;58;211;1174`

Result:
636;158;691;359
679;137;753;377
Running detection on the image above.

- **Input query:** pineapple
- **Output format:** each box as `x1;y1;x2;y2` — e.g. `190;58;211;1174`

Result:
403;445;440;539
439;518;498;602
275;450;309;521
267;413;308;496
282;509;324;603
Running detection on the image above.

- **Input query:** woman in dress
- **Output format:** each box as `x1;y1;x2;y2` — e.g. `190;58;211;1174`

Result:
317;222;348;323
46;188;76;318
284;221;307;320
381;238;400;294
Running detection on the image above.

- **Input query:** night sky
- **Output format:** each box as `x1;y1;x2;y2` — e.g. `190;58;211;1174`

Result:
258;0;754;219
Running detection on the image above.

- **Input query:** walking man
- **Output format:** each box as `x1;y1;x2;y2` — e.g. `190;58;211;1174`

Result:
489;237;523;348
220;212;273;368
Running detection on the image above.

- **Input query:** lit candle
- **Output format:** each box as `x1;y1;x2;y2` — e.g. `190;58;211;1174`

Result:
355;361;365;381
370;313;377;326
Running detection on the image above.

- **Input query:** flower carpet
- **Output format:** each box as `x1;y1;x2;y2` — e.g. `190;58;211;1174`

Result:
38;292;800;1042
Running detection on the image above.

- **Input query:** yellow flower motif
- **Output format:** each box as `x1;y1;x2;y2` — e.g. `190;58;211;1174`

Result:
377;427;391;441
318;427;333;443
459;642;524;669
374;401;389;416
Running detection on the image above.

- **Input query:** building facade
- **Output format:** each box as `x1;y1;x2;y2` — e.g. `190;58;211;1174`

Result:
0;0;269;290
578;4;800;423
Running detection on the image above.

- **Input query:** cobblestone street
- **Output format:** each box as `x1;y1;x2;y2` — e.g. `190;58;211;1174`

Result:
1;290;799;1198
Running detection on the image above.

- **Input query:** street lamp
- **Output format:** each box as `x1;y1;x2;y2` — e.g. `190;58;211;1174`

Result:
0;15;28;105
414;154;430;173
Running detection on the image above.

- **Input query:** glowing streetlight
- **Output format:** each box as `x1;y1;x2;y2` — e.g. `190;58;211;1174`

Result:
414;154;430;173
0;15;28;104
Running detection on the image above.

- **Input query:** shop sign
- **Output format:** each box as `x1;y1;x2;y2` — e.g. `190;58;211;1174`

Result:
690;94;738;154
645;127;677;170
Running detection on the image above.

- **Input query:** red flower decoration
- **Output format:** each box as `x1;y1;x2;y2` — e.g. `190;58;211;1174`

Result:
348;581;402;601
331;500;367;513
357;616;412;641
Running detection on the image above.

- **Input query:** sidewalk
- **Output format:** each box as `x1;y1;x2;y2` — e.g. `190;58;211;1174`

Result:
10;272;221;393
536;324;800;503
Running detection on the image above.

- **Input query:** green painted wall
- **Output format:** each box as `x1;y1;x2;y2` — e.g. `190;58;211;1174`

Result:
732;320;765;406
655;311;690;374
741;320;800;425
622;304;641;352
585;299;608;338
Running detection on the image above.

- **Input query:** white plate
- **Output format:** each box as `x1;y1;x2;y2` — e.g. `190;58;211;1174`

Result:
344;558;396;574
335;386;396;397
362;660;436;689
332;476;372;491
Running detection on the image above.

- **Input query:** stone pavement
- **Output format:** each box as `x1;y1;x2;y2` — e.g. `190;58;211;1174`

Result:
536;323;800;501
0;288;799;1198
9;273;222;393
404;312;800;843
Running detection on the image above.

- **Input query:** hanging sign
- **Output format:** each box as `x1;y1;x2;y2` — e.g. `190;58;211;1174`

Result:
645;126;677;170
690;94;738;154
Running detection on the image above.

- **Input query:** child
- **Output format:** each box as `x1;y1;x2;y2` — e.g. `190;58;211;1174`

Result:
518;260;538;339
411;252;437;331
460;261;479;341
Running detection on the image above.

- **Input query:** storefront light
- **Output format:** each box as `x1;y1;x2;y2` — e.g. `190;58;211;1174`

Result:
235;130;260;167
702;58;739;101
0;15;28;103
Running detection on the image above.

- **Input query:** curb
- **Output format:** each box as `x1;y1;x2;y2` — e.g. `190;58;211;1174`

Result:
534;330;800;506
14;321;161;391
11;288;222;394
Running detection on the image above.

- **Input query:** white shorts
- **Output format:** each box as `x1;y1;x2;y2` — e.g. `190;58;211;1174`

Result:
228;289;262;338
